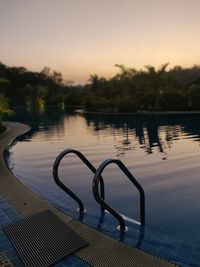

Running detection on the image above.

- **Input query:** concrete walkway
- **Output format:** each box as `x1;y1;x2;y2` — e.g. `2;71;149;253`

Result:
0;122;178;267
0;122;71;223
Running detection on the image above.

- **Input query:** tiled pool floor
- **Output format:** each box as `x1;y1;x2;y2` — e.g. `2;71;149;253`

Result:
0;196;89;267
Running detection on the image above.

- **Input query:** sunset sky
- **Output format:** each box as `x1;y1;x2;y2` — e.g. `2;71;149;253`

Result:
0;0;200;84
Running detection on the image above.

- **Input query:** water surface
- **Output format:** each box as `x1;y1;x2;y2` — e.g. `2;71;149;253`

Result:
7;108;200;266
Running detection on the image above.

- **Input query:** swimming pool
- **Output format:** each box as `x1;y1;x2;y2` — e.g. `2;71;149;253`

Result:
6;108;200;266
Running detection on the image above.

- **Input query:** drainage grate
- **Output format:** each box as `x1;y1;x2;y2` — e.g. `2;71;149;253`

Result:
3;210;88;267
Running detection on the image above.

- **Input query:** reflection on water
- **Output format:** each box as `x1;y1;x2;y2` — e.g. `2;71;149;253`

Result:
83;113;200;158
10;107;200;159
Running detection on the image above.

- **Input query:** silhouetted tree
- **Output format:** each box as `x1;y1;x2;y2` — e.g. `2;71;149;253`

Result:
1;61;200;112
0;94;14;131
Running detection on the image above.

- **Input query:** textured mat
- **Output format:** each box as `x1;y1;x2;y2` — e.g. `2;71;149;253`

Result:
69;219;179;267
0;251;13;267
3;210;88;267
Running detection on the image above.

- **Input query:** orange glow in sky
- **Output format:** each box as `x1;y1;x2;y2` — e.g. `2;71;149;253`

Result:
0;0;200;84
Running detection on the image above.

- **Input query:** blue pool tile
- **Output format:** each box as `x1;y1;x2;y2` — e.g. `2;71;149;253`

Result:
0;239;12;251
9;255;24;266
4;208;20;217
187;248;200;267
0;234;8;243
0;196;89;267
54;255;89;267
4;247;19;258
0;230;5;238
0;203;10;210
0;217;12;227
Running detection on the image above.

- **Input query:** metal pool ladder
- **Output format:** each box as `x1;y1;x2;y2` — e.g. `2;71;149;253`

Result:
53;149;145;232
92;158;145;231
53;149;105;213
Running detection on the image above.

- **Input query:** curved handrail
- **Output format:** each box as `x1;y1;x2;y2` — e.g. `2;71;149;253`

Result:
92;158;145;232
53;148;105;213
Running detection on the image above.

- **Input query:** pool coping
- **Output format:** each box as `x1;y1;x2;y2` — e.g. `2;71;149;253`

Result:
0;121;179;267
0;121;72;223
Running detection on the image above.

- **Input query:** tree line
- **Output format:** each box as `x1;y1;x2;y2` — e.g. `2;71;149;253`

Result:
1;61;200;117
86;64;200;112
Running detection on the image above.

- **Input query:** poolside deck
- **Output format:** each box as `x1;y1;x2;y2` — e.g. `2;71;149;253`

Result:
0;122;178;267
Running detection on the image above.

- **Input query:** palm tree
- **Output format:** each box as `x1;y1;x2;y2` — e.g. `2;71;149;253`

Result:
114;64;136;80
88;74;106;93
143;63;169;110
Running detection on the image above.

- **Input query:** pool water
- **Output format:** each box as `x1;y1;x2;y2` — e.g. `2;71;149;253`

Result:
6;108;200;266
